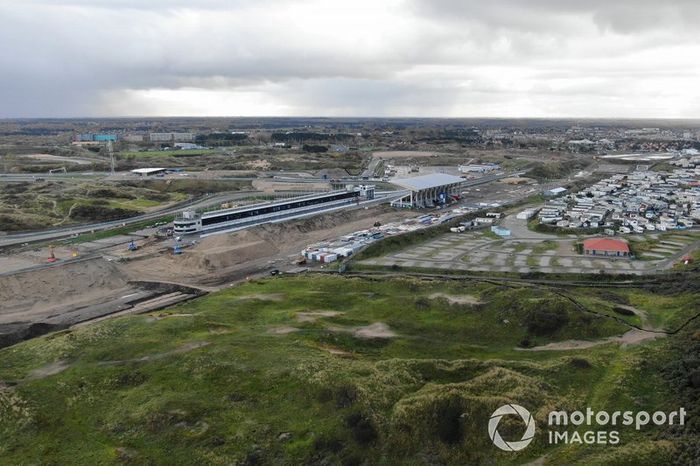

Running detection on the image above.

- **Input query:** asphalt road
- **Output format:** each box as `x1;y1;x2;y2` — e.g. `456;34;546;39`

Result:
0;171;520;248
0;190;270;248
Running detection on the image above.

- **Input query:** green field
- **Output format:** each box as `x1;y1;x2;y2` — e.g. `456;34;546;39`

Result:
0;275;697;464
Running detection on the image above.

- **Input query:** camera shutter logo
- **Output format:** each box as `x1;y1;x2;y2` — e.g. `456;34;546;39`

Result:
488;404;536;451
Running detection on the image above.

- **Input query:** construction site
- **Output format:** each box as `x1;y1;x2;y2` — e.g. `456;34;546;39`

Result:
0;201;416;347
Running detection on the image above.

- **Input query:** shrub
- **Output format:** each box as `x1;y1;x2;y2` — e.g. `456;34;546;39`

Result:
525;306;569;336
569;358;592;369
414;297;431;310
612;306;635;316
69;204;139;221
345;412;377;445
335;384;358;408
434;396;464;444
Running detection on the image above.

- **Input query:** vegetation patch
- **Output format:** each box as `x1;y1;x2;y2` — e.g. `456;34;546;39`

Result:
0;275;696;464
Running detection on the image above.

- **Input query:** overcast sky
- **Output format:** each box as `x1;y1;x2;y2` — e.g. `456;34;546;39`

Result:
2;0;700;118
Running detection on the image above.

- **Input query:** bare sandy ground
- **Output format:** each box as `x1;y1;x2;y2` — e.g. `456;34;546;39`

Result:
268;326;300;335
373;151;443;158
328;322;398;339
252;179;330;192
0;205;413;347
429;293;481;305
354;323;397;339
237;293;286;302
98;341;210;365
19;153;93;165
320;345;352;356
124;205;414;286
0;259;132;323
523;329;665;351
523;304;666;351
296;311;343;322
25;360;71;381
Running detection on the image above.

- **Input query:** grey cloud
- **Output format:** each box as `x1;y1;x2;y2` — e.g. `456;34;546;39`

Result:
410;0;700;33
0;0;699;117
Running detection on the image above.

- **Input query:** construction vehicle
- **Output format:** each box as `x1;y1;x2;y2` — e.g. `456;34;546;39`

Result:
173;244;182;255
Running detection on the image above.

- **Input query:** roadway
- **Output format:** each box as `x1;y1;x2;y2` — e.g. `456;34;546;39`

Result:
198;191;408;238
0;171;520;248
0;190;287;248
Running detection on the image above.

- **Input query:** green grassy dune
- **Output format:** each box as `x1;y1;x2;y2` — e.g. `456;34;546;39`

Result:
0;275;698;465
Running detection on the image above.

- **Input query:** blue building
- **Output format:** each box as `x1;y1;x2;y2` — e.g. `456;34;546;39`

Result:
75;133;117;142
94;134;117;142
491;225;511;237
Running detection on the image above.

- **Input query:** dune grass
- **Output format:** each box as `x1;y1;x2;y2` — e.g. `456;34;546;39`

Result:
0;275;694;465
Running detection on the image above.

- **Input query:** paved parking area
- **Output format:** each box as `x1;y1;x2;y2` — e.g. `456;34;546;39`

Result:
360;230;693;275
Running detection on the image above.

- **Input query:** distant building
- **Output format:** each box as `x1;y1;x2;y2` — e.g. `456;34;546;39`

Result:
74;133;117;142
545;187;567;197
123;134;145;142
567;139;595;151
94;134;117;142
491;226;511;237
390;174;464;208
516;208;539;220
583;238;630;257
131;168;167;177
150;132;194;143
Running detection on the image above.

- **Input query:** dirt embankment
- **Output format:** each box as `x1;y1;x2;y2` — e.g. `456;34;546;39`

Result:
0;259;131;322
126;205;413;284
252;179;330;192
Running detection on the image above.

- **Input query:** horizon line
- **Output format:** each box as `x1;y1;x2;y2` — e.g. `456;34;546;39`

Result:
3;115;700;122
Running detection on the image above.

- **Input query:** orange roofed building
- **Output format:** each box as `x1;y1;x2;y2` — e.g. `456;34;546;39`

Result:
583;238;630;257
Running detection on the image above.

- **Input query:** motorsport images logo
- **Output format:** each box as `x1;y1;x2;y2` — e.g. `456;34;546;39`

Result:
488;404;687;451
488;404;536;452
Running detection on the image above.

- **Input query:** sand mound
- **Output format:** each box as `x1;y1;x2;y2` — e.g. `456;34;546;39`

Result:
237;293;286;302
353;322;397;339
172;206;405;274
25;360;71;381
320;345;352;356
267;326;300;335
0;259;130;318
523;328;665;351
296;311;344;322
125;204;412;283
99;341;210;365
182;239;273;270
429;293;481;305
